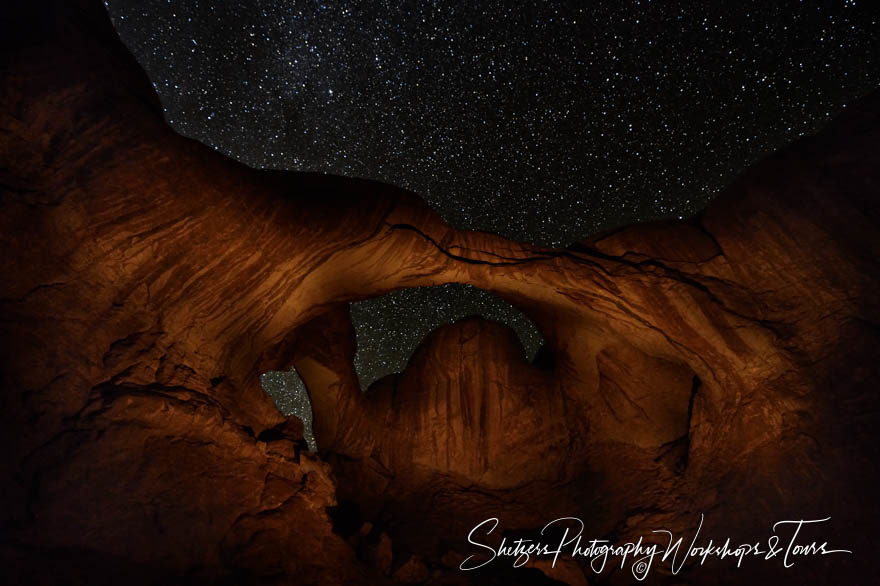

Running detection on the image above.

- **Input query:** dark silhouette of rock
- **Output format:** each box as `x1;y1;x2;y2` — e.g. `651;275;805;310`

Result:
2;1;879;584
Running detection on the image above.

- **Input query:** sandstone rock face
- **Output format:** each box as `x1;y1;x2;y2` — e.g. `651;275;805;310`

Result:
2;1;879;585
377;316;567;488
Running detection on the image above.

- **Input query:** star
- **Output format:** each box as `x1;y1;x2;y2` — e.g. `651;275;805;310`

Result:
260;367;317;451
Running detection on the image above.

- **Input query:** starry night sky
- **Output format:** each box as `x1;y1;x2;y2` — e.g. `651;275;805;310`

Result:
106;0;879;389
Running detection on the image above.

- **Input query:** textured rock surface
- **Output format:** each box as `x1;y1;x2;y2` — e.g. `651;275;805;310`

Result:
2;1;879;584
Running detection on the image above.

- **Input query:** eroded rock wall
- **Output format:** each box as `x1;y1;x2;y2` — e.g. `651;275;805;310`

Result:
2;1;879;584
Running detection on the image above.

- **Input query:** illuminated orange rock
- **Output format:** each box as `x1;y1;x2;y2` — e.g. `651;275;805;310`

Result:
2;1;878;584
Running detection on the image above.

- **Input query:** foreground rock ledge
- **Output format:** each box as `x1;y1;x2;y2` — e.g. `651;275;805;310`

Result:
2;1;878;584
